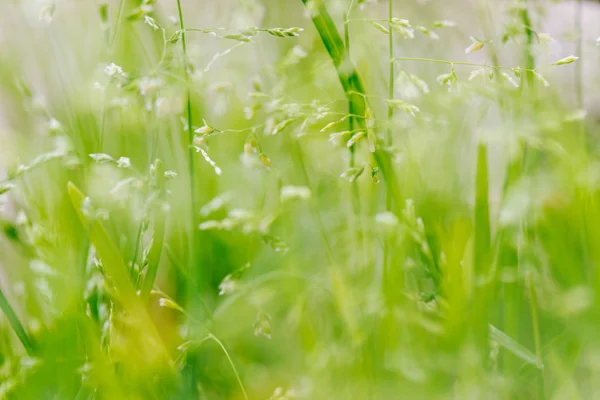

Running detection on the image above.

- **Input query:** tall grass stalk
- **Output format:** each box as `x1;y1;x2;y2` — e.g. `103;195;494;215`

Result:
473;142;491;351
387;0;394;151
342;0;363;268
175;0;198;278
0;0;596;397
300;0;401;209
520;0;535;88
501;0;537;379
527;270;544;398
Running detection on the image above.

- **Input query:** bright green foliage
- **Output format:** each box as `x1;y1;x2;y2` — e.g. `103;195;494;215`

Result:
0;0;598;399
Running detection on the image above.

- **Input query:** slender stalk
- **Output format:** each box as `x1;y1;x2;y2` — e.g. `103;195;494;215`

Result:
140;160;167;301
501;1;536;378
472;142;491;353
392;57;535;72
99;0;127;151
294;141;335;265
574;0;583;111
300;0;401;203
383;0;394;306
175;0;198;269
344;1;356;169
205;333;249;400
387;0;394;148
528;271;544;398
343;0;364;269
575;0;585;149
111;0;126;48
0;286;34;355
130;222;144;280
520;0;535;89
474;143;491;279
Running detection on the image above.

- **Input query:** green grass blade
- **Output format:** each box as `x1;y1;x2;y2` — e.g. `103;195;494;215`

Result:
140;160;167;301
471;143;492;351
68;182;139;306
300;0;401;205
67;181;177;372
474;143;491;273
489;324;543;369
0;286;34;355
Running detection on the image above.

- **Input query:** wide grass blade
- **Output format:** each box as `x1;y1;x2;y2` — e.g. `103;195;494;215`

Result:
68;182;139;307
300;0;401;205
67;182;175;372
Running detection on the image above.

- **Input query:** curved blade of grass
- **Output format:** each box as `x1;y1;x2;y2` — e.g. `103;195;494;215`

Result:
67;182;175;371
140;160;167;301
489;323;543;369
0;286;34;355
68;182;139;306
300;0;401;205
181;333;249;400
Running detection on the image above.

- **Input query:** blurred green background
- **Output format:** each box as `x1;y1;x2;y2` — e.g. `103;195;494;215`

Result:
0;0;600;398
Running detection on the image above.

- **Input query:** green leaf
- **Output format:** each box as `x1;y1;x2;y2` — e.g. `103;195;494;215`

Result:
139;160;167;301
68;182;175;370
474;143;491;274
68;182;138;305
489;324;543;368
0;286;34;355
300;0;402;205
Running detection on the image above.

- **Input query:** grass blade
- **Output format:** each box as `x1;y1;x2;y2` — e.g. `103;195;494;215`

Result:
489;323;543;369
140;160;167;300
300;0;401;205
0;286;34;355
68;182;139;306
67;182;175;372
474;143;491;273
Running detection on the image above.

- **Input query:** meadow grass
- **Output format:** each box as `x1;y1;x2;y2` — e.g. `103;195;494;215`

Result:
0;0;599;398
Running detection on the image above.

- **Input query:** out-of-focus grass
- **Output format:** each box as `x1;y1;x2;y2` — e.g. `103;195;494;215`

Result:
0;0;599;398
